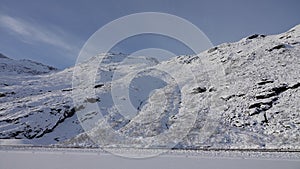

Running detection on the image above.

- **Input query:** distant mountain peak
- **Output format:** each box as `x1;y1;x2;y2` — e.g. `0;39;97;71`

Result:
0;53;9;59
0;54;58;75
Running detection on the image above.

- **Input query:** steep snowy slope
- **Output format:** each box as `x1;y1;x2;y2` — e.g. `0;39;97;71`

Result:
179;25;300;149
0;67;82;144
65;25;300;149
0;25;299;149
0;55;76;144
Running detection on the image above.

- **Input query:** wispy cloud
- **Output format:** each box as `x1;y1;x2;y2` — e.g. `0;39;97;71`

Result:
0;14;77;52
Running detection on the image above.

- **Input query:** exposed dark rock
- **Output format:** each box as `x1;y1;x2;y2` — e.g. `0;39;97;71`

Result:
208;87;217;92
85;97;100;103
94;84;104;88
62;88;73;92
255;84;290;99
290;42;299;45
36;107;77;138
248;96;279;117
247;34;266;39
191;87;207;94
279;35;292;39
207;47;218;53
290;82;300;89
271;84;289;94
268;44;286;52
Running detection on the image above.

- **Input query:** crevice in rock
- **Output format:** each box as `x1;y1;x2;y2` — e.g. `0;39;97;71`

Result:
257;79;274;85
262;113;269;124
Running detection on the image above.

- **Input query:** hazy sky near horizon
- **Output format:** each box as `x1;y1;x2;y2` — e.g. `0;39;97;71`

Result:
0;0;300;68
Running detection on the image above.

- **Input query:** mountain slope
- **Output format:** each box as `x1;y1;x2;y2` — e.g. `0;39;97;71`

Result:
0;54;57;76
0;25;299;149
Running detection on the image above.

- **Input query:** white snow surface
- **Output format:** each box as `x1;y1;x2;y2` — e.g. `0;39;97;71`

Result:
1;147;299;169
0;25;299;150
0;54;57;76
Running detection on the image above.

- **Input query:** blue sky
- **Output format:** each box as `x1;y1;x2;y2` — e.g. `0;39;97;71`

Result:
0;0;300;69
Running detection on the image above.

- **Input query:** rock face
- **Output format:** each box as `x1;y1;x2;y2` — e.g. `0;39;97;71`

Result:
0;25;299;149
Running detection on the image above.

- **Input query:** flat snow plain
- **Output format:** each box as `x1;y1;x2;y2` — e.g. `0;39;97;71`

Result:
1;146;299;169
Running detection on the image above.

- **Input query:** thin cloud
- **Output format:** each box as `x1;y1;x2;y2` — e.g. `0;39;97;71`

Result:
0;14;76;52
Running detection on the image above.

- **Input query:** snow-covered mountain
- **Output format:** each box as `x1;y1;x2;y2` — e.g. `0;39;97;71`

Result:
0;54;57;76
0;25;299;149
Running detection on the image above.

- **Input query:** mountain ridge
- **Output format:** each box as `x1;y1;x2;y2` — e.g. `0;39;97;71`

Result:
0;24;299;149
0;53;57;75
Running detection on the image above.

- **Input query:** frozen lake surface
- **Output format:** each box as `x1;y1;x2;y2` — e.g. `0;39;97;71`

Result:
1;146;299;169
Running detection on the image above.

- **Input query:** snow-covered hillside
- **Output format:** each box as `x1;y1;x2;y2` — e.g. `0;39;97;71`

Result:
0;54;57;76
0;55;77;144
0;25;299;149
